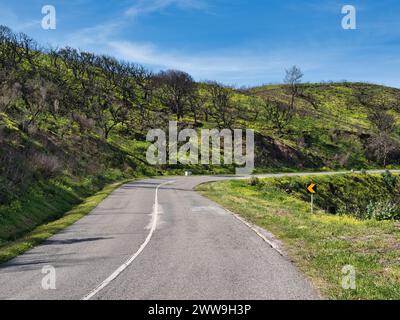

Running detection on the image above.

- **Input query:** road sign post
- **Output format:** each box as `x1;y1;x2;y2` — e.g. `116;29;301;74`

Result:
307;183;317;214
311;194;314;214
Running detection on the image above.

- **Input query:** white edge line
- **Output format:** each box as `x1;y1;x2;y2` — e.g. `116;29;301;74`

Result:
82;180;174;300
226;207;286;257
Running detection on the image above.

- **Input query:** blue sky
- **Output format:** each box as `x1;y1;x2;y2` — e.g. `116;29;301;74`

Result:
1;0;400;87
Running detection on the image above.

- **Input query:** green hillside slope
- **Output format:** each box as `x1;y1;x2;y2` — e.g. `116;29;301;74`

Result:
249;82;400;169
1;25;399;245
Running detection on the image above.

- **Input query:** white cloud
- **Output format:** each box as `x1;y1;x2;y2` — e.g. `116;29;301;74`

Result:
125;0;206;17
107;40;321;85
0;4;39;32
65;22;121;47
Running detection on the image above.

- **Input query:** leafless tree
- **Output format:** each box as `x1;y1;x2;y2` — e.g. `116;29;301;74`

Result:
87;57;129;139
284;66;303;111
21;77;58;130
260;98;292;135
367;110;398;167
120;63;156;131
368;132;397;167
154;70;196;120
205;82;239;129
369;110;396;133
189;89;207;126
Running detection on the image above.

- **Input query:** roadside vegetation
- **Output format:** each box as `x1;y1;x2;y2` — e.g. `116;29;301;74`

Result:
0;180;127;263
197;172;400;300
0;24;400;262
265;171;400;220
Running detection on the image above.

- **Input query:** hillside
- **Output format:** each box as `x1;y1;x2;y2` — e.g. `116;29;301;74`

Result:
1;25;400;243
249;82;400;169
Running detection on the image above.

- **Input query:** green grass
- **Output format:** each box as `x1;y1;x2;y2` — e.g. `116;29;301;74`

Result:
0;180;129;264
250;83;400;169
197;177;400;300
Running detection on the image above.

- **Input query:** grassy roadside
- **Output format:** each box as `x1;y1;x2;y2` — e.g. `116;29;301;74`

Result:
0;180;129;264
196;177;400;300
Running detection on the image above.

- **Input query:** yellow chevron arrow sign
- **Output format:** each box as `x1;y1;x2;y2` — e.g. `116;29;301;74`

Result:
307;183;317;194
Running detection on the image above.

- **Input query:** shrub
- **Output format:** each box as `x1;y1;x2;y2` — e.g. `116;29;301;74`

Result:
365;200;400;221
249;176;260;186
381;170;398;192
31;153;63;178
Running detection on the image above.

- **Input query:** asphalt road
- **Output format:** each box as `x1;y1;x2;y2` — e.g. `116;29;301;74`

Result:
0;170;396;300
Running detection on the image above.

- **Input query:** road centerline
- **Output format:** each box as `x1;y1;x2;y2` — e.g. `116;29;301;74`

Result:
82;180;174;300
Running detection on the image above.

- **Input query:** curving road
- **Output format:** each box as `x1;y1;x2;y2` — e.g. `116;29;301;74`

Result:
0;170;396;300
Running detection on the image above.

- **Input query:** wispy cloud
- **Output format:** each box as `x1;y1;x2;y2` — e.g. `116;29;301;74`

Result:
107;40;321;84
283;0;368;14
64;0;208;50
65;22;121;48
125;0;206;17
0;4;39;32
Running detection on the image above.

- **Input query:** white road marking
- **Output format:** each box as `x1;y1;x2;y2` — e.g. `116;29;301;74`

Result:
82;180;174;300
145;205;164;229
229;209;285;256
191;204;284;255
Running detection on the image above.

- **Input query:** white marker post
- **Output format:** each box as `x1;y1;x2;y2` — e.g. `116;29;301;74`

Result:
307;183;317;214
311;193;314;214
